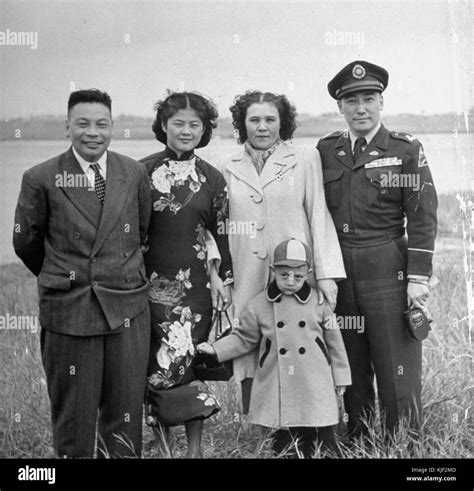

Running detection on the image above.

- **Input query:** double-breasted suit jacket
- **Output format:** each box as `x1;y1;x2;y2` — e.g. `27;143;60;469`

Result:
13;147;152;335
13;146;152;458
214;281;351;428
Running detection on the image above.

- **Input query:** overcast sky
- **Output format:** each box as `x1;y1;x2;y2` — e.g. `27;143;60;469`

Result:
0;0;472;119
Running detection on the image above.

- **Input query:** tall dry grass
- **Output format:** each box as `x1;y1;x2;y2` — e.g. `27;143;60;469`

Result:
0;196;472;459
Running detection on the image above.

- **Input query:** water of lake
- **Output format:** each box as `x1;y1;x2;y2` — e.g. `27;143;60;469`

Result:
0;134;472;264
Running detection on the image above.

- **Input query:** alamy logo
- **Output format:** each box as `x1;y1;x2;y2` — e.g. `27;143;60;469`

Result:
325;315;365;333
0;29;38;49
0;313;39;333
55;171;93;189
18;465;56;485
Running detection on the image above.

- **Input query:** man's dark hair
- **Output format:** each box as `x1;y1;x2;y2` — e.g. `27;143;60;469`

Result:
67;89;112;114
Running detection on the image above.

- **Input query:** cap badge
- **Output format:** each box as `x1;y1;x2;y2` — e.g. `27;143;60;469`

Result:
352;64;366;79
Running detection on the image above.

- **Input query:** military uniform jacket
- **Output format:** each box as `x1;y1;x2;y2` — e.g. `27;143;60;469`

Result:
317;125;438;276
213;282;352;428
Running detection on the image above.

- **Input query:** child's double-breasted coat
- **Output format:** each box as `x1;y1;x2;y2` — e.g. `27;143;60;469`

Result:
213;281;352;428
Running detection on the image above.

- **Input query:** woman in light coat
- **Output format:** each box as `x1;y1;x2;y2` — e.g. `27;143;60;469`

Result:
216;91;346;410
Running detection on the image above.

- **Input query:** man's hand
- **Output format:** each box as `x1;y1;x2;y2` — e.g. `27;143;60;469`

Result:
197;342;217;356
316;279;338;310
407;282;429;309
210;266;232;311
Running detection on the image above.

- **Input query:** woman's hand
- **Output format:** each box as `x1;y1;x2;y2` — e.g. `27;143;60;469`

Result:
335;386;346;396
197;342;217;356
316;279;338;311
210;265;232;311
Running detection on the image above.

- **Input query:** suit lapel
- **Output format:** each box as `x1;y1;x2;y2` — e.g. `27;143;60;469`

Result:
333;131;353;169
92;151;132;256
259;142;297;189
353;125;390;170
59;148;103;227
226;151;263;195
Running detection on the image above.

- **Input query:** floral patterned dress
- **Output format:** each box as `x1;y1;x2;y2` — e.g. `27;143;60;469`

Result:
141;147;233;426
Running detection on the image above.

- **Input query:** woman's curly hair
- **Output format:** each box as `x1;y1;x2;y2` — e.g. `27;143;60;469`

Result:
152;91;218;148
229;91;297;144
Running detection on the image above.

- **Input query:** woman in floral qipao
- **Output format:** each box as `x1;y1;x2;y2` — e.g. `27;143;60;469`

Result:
141;91;233;458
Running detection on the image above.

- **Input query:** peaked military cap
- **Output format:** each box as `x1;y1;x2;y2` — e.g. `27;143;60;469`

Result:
328;60;389;100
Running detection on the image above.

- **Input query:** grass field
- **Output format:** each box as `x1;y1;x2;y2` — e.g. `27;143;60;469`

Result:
0;194;472;459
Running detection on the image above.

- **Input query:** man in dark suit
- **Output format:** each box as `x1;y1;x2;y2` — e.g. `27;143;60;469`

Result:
13;89;152;458
317;61;437;439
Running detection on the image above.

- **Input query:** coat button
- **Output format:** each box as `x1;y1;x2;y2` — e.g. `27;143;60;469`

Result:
299;347;306;354
125;276;131;282
279;348;286;355
90;257;96;263
277;321;284;328
74;232;80;239
257;250;268;260
256;222;265;230
252;194;263;203
299;321;306;327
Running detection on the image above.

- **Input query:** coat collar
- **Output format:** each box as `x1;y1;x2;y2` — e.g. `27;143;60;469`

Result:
59;147;103;227
333;124;390;170
226;140;297;193
59;147;133;255
266;280;312;304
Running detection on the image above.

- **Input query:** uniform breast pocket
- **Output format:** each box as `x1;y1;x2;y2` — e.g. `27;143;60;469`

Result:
323;169;344;209
364;166;402;207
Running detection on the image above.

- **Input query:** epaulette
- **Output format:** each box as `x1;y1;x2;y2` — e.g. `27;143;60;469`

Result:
319;130;347;141
390;131;419;145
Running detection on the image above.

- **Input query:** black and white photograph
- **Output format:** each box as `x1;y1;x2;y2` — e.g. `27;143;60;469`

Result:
0;0;472;488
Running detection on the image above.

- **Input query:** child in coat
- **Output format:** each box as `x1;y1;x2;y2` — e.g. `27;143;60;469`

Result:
197;238;352;457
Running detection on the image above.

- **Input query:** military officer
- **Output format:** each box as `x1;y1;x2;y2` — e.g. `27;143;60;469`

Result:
317;60;438;439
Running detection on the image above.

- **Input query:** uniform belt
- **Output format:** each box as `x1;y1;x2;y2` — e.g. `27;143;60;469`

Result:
338;229;404;248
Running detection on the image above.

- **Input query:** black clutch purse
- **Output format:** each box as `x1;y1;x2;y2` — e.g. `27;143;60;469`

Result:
404;307;432;341
145;380;220;427
194;309;233;381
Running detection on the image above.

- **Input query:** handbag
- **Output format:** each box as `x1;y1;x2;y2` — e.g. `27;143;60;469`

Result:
403;307;432;340
193;308;234;381
145;380;220;427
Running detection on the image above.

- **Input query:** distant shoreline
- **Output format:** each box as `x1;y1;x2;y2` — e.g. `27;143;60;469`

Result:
1;112;472;140
0;131;469;142
0;129;466;142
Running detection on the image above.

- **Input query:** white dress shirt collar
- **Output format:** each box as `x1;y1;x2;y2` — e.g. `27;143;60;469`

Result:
349;122;382;150
72;146;108;179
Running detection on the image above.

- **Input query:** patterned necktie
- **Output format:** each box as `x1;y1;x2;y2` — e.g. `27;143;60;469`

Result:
353;137;367;164
90;163;106;204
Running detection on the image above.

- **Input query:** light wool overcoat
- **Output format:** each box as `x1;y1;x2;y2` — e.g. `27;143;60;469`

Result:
214;282;352;428
217;141;346;381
